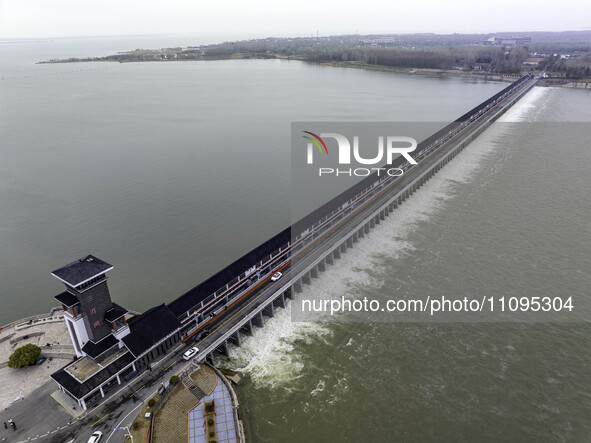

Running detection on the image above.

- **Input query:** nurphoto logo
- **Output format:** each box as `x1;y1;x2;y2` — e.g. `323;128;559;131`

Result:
303;131;418;177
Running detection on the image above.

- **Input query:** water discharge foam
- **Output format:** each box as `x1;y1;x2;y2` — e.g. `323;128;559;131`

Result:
218;86;552;387
498;86;552;122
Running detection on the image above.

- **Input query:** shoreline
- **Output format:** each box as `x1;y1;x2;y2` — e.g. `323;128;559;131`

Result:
36;52;521;83
37;53;591;87
304;59;520;82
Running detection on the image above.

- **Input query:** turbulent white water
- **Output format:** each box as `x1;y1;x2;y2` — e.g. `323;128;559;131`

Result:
218;86;554;387
498;86;554;122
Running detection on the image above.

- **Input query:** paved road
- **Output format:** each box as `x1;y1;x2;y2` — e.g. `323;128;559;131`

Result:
0;340;201;443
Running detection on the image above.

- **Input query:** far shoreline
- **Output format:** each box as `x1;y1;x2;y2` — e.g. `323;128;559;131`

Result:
38;52;523;83
37;53;591;88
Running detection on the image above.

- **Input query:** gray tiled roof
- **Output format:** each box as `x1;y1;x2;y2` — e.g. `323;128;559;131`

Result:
104;303;128;322
54;291;79;307
81;334;118;359
50;351;134;399
51;255;113;286
122;304;180;358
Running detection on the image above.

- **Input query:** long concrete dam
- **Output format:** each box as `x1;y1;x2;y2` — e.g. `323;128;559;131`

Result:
178;74;538;363
49;74;537;412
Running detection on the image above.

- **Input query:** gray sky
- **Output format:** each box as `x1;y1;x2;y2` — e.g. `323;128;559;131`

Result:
1;0;590;39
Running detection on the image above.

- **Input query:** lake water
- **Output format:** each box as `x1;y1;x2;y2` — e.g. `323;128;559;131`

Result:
221;86;591;441
0;35;505;324
1;35;589;442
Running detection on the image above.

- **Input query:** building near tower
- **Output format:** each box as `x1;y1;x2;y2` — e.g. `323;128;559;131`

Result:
50;255;181;409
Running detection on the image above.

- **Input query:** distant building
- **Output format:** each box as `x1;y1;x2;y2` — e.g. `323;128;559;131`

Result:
482;36;532;46
51;255;182;409
523;57;544;65
360;37;399;46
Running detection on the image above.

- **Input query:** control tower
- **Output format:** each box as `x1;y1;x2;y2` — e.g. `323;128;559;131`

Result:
52;255;123;356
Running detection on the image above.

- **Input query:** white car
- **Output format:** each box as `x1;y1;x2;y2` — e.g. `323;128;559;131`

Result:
183;346;199;360
271;272;283;282
88;431;103;443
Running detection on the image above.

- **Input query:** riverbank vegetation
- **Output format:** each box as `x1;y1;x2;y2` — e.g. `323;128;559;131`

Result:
40;31;591;81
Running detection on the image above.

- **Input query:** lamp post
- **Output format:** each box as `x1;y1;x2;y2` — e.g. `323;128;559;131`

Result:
115;426;134;442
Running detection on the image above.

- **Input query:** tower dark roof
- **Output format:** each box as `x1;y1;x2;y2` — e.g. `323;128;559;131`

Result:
51;255;113;287
54;291;79;307
104;303;128;323
122;304;180;358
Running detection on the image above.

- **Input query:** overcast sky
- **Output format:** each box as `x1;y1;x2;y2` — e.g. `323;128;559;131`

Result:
1;0;590;39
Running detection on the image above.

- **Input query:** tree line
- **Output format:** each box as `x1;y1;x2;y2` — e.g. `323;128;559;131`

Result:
302;46;528;73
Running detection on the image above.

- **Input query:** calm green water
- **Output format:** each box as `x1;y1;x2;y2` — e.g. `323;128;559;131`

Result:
221;87;591;442
0;36;503;325
2;36;589;442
